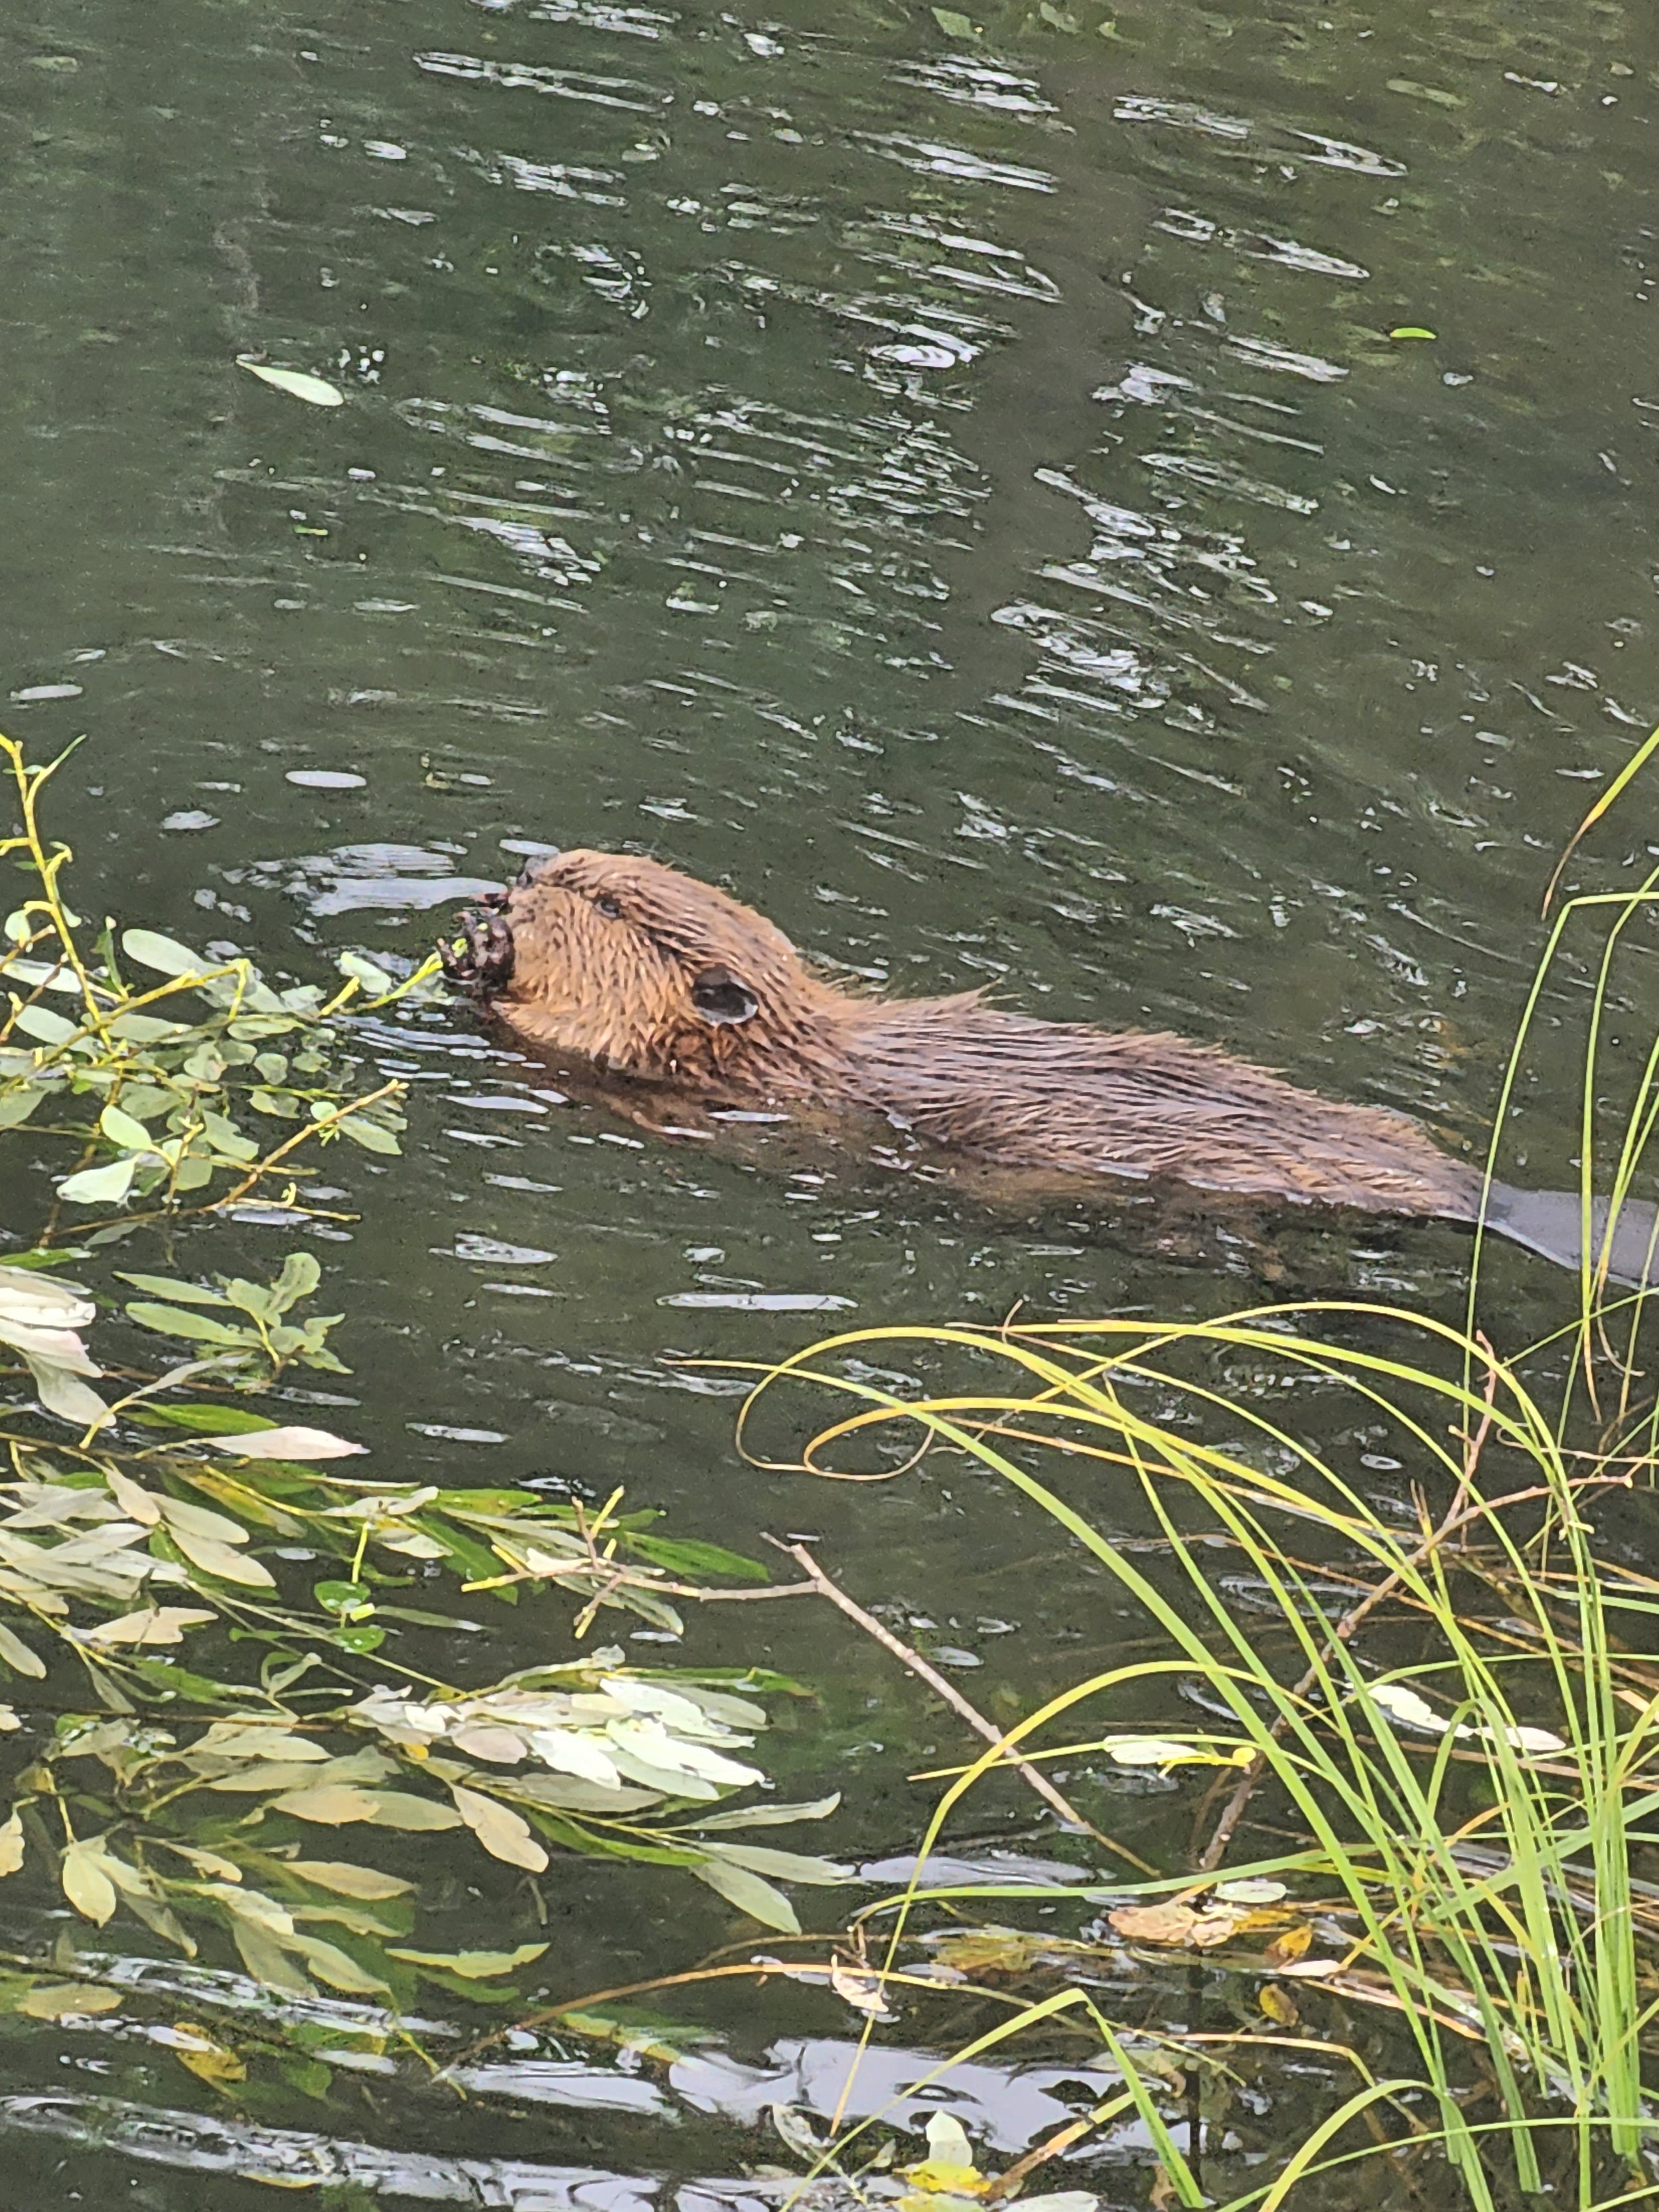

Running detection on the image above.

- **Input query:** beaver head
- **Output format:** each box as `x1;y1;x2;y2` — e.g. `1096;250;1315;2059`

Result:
449;849;848;1088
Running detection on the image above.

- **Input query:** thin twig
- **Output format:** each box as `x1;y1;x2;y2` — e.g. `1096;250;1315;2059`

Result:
1194;1339;1504;1876
209;1079;406;1213
768;1536;1126;1855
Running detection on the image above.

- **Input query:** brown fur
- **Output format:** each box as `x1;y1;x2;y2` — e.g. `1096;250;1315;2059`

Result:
442;849;1486;1220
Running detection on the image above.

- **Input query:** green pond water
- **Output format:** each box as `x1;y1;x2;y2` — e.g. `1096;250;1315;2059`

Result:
1;0;1656;2200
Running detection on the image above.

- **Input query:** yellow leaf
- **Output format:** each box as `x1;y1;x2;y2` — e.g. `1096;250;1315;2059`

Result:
18;1982;123;2018
903;2166;988;2198
157;1494;253;1546
1267;1922;1313;1964
1108;1903;1200;1947
0;1812;23;1878
451;1784;548;1872
829;1962;895;2018
1259;1982;1299;2026
386;1943;547;1978
289;1935;389;1994
287;1860;414;1900
61;1840;118;1925
171;2022;248;2086
270;1785;380;1825
105;1471;161;1526
80;1605;216;1647
167;1526;275;1588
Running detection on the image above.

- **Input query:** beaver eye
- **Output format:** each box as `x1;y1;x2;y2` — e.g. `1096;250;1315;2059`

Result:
593;895;623;921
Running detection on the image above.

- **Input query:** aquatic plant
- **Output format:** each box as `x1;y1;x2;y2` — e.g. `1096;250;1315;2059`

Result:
735;744;1659;2212
0;732;411;1229
0;733;847;2055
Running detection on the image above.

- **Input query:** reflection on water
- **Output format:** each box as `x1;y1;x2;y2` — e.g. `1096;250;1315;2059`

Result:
0;0;1655;2197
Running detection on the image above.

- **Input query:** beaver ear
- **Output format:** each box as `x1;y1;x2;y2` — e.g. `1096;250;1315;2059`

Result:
690;966;759;1026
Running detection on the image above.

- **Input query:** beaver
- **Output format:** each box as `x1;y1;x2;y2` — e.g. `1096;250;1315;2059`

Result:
441;848;1657;1283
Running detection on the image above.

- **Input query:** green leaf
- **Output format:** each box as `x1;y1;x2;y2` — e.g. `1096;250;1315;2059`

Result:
271;1252;322;1310
932;6;978;32
689;1793;841;1833
314;1580;374;1617
11;1005;79;1046
107;1012;190;1042
120;928;206;977
59;1158;139;1206
100;1104;158;1153
337;1116;401;1155
116;1275;232;1307
338;952;398;996
222;1278;277;1322
330;1623;386;1653
238;358;346;408
626;1534;770;1583
202;1111;259;1163
691;1858;800;1933
125;1301;253;1347
0;1089;42;1129
127;1400;274;1434
695;1842;852;1885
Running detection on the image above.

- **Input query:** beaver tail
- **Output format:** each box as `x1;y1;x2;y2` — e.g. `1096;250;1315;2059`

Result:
1482;1182;1659;1290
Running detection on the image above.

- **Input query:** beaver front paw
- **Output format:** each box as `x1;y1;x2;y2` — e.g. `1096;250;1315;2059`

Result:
441;907;516;998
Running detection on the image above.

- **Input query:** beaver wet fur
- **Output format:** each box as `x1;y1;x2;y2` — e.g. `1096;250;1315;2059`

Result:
442;849;1659;1278
444;847;1499;1208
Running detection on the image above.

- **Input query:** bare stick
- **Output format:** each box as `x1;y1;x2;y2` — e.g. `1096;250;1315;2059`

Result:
768;1536;1123;1853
